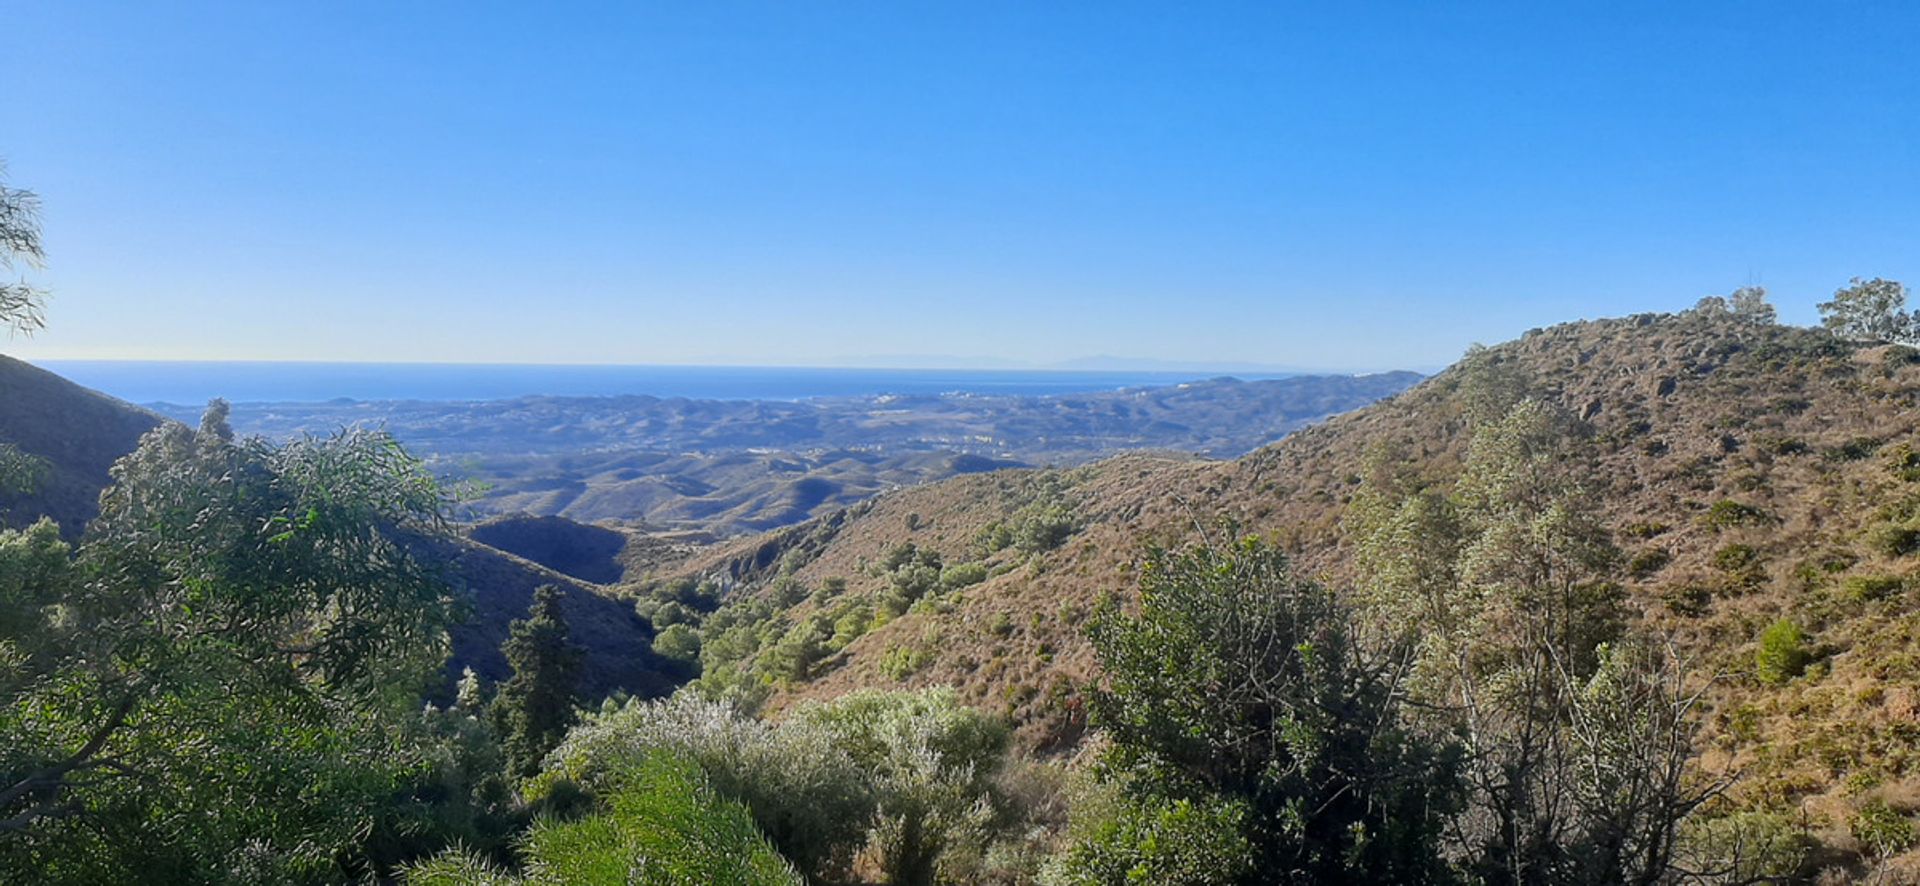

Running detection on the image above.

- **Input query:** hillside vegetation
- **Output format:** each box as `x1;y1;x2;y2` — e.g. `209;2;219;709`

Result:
638;303;1920;870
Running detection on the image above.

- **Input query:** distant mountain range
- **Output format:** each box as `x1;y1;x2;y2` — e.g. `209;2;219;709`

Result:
151;371;1423;535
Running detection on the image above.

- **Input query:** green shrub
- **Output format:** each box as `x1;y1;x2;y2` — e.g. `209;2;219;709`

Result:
1702;500;1770;530
940;561;990;591
1755;619;1810;685
1713;544;1760;573
1865;523;1920;558
1825;436;1883;462
539;694;871;882
1677;812;1810;883
1892;444;1920;482
651;624;702;663
1042;794;1252;886
1853;799;1919;858
484;752;801;885
1662;584;1712;617
1628;549;1672;579
789;689;1010;886
880;644;930;681
1842;574;1906;603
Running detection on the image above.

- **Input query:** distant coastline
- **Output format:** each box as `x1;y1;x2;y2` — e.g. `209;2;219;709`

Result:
35;360;1303;406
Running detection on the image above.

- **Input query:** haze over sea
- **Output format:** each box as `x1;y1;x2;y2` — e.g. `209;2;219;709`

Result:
38;361;1292;407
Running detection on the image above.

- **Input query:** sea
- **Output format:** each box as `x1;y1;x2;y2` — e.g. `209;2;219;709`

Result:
36;361;1291;407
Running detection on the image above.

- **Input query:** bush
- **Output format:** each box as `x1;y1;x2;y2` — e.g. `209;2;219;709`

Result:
1843;574;1906;603
1628;549;1672;579
1755;619;1810;685
1677;812;1810;883
540;694;872;881
651;624;701;663
789;689;1010;886
1084;538;1462;881
1865;523;1920;558
416;752;801;885
1042;793;1252;886
1702;500;1771;530
1853;799;1919;858
881;644;930;681
939;561;990;591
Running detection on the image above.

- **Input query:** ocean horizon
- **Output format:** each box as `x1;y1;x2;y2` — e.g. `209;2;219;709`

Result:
35;360;1297;406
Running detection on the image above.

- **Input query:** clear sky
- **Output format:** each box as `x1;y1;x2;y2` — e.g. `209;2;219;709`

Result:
3;2;1916;371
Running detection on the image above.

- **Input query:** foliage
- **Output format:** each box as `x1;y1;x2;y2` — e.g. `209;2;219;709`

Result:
1819;277;1916;344
1349;398;1721;885
790;688;1011;886
1084;537;1463;883
1727;285;1777;325
1676;811;1810;883
1851;798;1919;858
650;623;701;663
0;442;46;495
0;161;45;338
0;405;461;882
1754;619;1809;685
410;752;800;885
540;693;871;881
491;585;583;779
1042;792;1252;886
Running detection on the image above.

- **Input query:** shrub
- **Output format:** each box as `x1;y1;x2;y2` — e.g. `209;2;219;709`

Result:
1713;544;1760;573
789;689;1010;886
1853;799;1919;858
420;752;802;885
1755;619;1810;685
1842;574;1906;603
1042;793;1252;886
1086;538;1462;881
1628;549;1672;579
1677;812;1810;883
939;561;990;591
1702;500;1770;530
881;644;930;681
651;624;702;663
1865;523;1920;558
539;694;871;882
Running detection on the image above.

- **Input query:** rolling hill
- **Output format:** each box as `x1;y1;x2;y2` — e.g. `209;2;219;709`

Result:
638;306;1920;848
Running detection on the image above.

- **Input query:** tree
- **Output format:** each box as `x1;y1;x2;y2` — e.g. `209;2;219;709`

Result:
0;162;45;338
1727;286;1776;325
0;403;463;881
1080;537;1463;884
1818;277;1915;344
491;585;583;779
1348;398;1719;885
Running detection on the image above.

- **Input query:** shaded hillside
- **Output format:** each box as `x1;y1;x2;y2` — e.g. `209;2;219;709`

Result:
646;307;1920;835
0;355;164;538
438;537;675;701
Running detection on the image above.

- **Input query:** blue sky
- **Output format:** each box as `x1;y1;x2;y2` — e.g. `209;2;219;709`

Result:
3;2;1916;371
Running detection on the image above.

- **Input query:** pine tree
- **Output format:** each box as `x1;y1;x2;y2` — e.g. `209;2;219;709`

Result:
490;584;583;778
